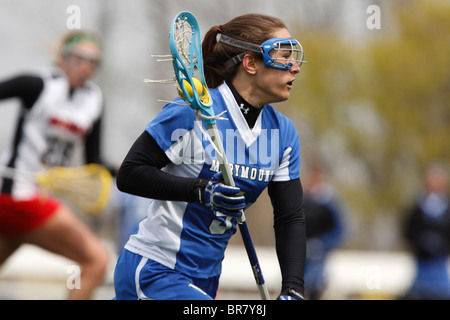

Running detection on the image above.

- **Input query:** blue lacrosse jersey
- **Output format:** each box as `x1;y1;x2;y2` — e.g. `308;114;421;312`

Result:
124;82;301;279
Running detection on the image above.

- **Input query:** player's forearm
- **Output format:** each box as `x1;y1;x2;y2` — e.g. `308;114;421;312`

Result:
269;179;306;295
116;131;204;202
275;216;306;294
117;162;203;202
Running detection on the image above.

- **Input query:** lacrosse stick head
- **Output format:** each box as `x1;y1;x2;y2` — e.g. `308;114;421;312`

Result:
36;164;113;215
169;11;214;124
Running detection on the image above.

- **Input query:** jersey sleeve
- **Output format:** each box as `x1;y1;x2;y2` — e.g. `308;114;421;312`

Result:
0;74;44;109
272;118;301;182
145;99;196;164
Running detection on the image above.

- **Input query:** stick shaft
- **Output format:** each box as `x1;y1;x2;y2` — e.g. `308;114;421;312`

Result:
207;124;271;300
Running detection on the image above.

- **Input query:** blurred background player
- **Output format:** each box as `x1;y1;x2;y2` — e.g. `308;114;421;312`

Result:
302;157;347;299
402;161;450;300
0;31;110;299
114;13;306;300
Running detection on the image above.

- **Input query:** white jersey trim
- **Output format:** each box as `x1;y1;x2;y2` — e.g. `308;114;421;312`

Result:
272;146;293;182
135;256;150;300
218;83;262;147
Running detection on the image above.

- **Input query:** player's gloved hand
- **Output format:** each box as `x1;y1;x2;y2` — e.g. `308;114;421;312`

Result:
203;178;246;218
277;287;305;300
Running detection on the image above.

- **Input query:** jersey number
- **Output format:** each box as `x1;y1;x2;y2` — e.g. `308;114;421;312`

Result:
41;137;74;167
209;212;233;235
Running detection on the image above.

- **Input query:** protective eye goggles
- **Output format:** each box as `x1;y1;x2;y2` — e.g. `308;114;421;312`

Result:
217;33;306;70
62;48;101;68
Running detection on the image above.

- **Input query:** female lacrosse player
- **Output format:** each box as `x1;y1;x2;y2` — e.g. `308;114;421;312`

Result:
114;13;306;300
0;31;109;299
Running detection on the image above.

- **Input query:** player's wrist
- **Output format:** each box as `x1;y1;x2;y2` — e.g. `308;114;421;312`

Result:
192;179;209;203
278;287;305;300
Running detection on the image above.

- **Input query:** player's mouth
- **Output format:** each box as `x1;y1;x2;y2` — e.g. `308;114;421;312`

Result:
287;80;294;89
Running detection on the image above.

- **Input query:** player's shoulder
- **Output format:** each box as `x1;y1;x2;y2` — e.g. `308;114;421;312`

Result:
209;85;224;99
148;97;197;131
28;67;62;82
263;104;289;120
161;97;196;117
83;80;102;98
263;104;296;132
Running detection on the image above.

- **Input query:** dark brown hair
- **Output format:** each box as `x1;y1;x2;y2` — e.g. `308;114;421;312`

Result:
202;14;286;88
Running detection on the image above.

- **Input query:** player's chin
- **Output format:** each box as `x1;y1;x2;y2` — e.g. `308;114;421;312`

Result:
76;75;90;87
278;88;291;101
69;78;87;89
270;86;292;103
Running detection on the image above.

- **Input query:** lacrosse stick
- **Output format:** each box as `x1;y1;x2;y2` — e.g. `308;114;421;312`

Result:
0;164;113;215
166;11;270;300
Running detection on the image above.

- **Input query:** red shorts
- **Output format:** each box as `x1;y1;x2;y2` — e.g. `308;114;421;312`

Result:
0;194;61;237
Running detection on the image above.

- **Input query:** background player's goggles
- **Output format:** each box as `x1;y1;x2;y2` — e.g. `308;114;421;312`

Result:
217;34;306;70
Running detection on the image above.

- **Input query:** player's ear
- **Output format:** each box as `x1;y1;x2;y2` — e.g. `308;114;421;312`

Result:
241;53;258;75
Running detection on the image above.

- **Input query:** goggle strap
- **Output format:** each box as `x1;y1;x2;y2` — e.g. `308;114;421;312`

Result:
216;34;263;54
224;53;245;69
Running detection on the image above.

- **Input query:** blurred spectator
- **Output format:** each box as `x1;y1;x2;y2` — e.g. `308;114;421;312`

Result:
303;158;348;299
402;161;450;300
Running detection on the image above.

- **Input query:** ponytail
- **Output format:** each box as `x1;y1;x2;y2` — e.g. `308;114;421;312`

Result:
202;25;236;88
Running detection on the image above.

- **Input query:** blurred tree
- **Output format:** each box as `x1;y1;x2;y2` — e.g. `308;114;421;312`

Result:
290;0;450;242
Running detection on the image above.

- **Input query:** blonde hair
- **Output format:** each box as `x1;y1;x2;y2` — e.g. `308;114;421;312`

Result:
59;30;100;55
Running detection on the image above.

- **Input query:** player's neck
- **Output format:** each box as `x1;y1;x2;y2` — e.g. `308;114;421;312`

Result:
226;80;262;129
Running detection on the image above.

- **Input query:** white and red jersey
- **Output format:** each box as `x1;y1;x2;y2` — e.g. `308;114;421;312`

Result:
0;68;103;200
